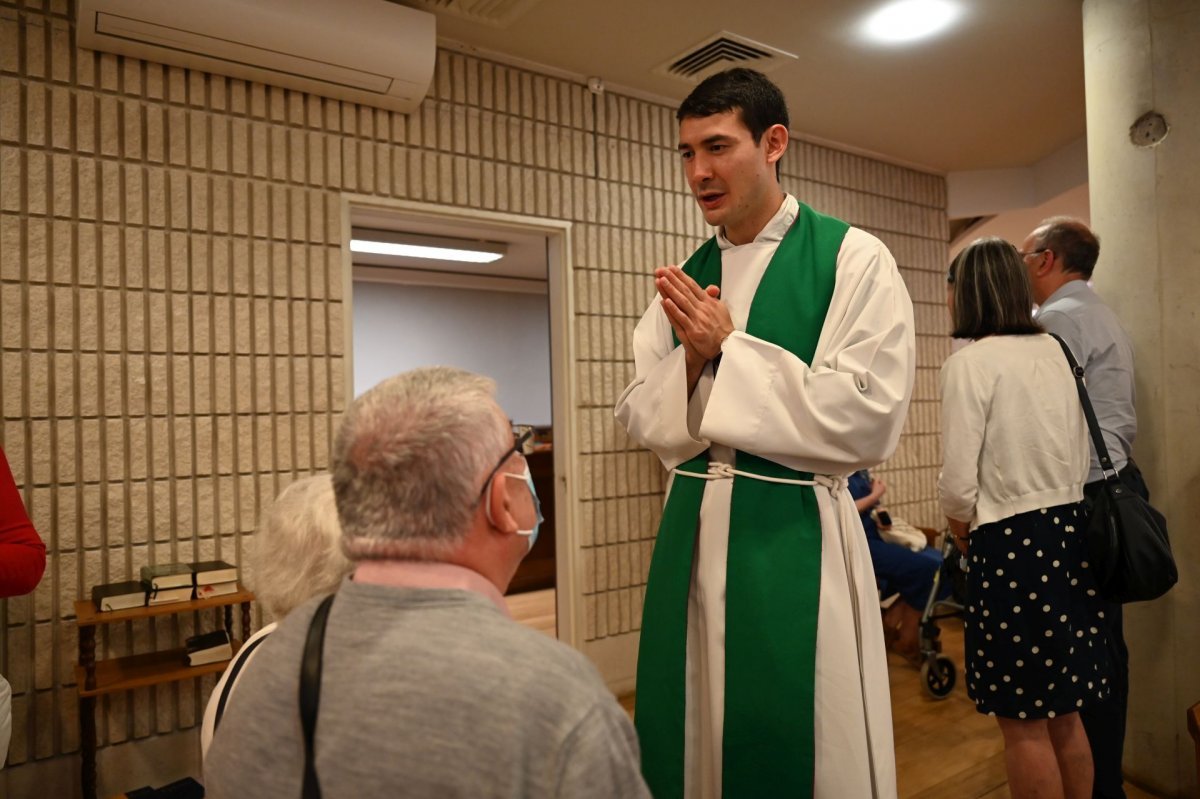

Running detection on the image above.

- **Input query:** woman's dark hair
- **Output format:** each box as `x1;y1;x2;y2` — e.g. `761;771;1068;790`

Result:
948;237;1042;339
676;67;790;144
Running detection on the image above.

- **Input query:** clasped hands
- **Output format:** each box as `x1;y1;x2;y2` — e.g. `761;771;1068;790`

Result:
655;266;734;372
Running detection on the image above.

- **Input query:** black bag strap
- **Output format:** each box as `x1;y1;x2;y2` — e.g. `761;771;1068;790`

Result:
1048;333;1119;481
300;594;335;799
213;632;270;731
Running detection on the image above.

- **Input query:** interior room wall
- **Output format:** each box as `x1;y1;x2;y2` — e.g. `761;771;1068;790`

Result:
0;2;948;793
949;183;1091;258
351;280;552;426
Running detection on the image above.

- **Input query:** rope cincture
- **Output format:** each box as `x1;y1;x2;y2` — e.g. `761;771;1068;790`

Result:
672;461;848;498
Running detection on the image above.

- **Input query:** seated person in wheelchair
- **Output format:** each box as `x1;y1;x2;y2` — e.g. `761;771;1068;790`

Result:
849;470;948;663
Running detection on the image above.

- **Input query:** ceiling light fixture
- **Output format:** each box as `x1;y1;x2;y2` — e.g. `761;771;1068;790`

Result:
350;229;507;264
860;0;962;45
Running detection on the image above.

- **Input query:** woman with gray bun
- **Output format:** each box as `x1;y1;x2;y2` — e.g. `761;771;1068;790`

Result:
200;474;352;759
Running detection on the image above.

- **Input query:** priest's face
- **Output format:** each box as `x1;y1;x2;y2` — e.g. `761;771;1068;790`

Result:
678;110;784;245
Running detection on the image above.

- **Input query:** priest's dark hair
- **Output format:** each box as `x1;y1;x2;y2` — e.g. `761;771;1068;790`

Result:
948;237;1043;340
677;68;789;177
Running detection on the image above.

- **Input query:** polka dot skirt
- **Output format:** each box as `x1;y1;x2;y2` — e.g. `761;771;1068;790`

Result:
963;502;1111;719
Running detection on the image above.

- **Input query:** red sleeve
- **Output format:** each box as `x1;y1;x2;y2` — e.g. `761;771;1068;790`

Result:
0;446;46;598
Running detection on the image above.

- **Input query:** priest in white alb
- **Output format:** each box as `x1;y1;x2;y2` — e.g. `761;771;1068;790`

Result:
614;68;915;799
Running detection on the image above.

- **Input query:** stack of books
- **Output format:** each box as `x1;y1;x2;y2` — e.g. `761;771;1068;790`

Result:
191;560;239;600
184;629;233;667
91;560;242;612
141;563;196;606
91;580;148;612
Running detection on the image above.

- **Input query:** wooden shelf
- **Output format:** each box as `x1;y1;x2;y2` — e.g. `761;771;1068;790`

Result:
75;640;244;697
75;588;255;627
75;586;255;799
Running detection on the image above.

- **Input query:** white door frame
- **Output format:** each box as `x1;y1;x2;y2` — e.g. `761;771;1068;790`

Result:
338;194;583;649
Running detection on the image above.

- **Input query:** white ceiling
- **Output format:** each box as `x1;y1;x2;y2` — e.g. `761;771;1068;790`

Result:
407;0;1086;175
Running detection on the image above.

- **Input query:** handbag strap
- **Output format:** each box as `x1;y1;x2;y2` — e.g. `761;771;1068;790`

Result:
1048;333;1119;481
300;594;335;799
213;632;270;731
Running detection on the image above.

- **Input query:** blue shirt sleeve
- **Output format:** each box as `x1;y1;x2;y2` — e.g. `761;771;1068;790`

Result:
846;471;878;539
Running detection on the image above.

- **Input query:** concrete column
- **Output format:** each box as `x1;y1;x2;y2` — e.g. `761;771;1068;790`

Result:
1083;1;1200;796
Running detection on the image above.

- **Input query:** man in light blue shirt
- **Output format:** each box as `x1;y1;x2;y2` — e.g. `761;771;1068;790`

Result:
1021;216;1145;799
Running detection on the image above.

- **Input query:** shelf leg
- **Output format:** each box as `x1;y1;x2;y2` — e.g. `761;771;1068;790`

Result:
80;625;96;692
241;601;251;642
81;695;97;799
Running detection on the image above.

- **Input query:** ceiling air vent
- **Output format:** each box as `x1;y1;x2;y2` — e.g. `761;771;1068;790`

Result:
655;32;797;82
394;0;545;28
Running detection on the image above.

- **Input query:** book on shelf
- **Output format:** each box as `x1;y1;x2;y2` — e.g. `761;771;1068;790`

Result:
185;629;233;667
189;559;238;585
140;563;194;590
146;584;194;606
194;580;239;600
125;776;204;799
91;580;147;612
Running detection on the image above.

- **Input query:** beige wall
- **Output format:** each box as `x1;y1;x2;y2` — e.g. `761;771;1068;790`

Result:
0;1;948;793
1084;1;1200;795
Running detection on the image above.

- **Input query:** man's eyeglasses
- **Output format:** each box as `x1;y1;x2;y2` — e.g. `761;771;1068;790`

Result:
478;428;533;497
1018;248;1049;259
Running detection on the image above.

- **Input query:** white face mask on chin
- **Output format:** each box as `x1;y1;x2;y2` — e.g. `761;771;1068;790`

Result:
486;465;544;551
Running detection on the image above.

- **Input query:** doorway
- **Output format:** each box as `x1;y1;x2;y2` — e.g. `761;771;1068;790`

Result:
340;198;578;644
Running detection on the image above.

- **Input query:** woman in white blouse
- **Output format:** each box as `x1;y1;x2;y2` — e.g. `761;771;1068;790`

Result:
939;237;1109;799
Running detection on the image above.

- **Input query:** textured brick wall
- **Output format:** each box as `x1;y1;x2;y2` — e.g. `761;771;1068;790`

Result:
0;0;948;778
0;0;348;768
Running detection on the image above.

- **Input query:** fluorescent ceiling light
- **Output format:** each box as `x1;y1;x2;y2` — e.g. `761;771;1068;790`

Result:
351;240;504;264
860;0;962;44
350;229;507;264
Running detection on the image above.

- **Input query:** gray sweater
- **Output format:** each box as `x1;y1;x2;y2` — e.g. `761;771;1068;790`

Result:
204;579;649;798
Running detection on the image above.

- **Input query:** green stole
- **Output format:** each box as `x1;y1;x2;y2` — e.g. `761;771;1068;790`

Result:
635;202;848;799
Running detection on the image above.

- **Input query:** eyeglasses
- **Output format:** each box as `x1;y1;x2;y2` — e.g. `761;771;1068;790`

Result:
478;428;533;497
1018;248;1049;259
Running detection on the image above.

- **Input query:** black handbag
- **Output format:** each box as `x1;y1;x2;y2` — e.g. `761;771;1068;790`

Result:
1051;334;1177;603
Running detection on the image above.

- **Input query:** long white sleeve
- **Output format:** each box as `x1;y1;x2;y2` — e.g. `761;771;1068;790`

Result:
699;230;916;475
613;296;713;471
937;353;987;524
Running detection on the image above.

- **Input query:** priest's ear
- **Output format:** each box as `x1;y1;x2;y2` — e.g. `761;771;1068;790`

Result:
763;123;789;172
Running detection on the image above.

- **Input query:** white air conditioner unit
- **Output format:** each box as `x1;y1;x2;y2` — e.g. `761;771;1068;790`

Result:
76;0;436;114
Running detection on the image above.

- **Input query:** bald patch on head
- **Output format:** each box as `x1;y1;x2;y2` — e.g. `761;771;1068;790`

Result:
1033;216;1100;279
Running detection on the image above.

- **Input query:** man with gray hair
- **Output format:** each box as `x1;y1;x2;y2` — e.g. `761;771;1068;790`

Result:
1020;217;1143;799
205;367;649;798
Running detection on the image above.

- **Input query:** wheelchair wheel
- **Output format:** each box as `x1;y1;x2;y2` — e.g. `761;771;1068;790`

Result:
921;655;957;700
